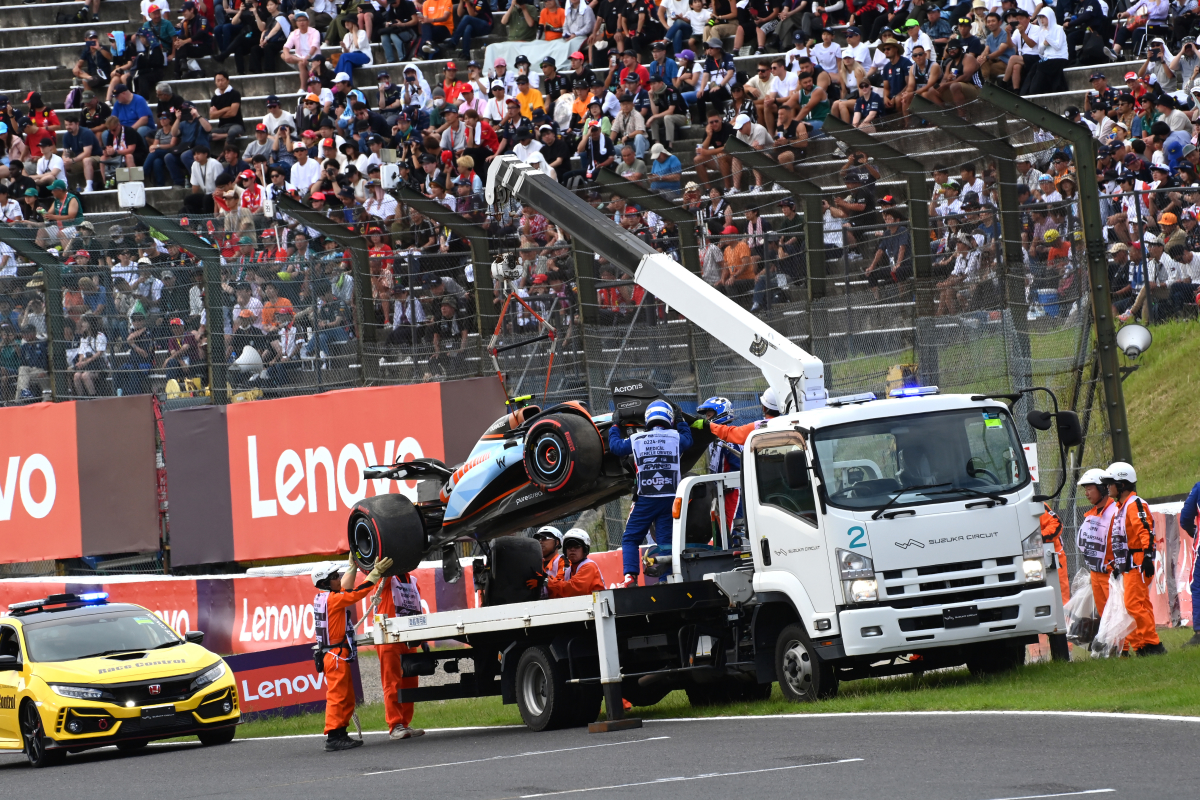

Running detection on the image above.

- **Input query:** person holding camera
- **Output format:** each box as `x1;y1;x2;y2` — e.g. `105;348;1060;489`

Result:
502;0;539;42
1139;36;1178;92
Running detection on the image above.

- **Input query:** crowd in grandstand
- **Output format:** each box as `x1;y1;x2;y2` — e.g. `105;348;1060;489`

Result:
1;0;1199;402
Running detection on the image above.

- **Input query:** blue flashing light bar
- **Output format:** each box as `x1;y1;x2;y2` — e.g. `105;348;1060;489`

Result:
77;592;109;603
888;386;940;398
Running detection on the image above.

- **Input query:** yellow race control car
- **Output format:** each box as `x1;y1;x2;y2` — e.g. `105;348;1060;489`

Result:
0;592;240;767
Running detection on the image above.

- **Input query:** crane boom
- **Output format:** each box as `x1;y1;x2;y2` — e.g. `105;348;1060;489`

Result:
485;155;827;411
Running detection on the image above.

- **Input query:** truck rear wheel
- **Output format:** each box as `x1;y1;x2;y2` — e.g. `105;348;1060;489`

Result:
515;645;575;731
523;413;602;493
348;494;426;576
775;624;838;703
965;641;1027;677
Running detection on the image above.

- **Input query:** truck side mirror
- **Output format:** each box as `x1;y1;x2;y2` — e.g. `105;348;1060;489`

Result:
784;449;810;489
1026;409;1053;431
1056;410;1082;448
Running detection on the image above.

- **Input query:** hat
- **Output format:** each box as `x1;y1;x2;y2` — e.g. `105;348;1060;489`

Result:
1160;212;1178;225
322;137;335;148
294;9;308;16
1089;71;1107;81
1109;242;1129;254
733;113;752;128
842;47;855;57
945;177;962;188
506;97;520;106
678;49;695;60
904;18;920;27
649;72;665;83
23;188;37;197
1145;233;1163;245
1156;95;1175;108
494;57;507;66
49;179;66;191
265;94;280;107
238;309;255;319
569;50;585;60
1114;121;1129;131
539;123;554;132
650;142;667;158
113;83;129;95
684;181;699;192
308;75;322;84
722;224;738;235
541;55;556;66
706;37;723;48
1151;163;1170;172
1124;71;1139;81
239;169;255;180
624;205;640;215
623;72;639;83
779;197;796;207
587;119;600;128
531;274;548;285
255;122;268;132
1038;173;1055;182
1042;229;1060;243
333;71;352;83
419;153;436;164
311;191;326;200
1184;144;1198;157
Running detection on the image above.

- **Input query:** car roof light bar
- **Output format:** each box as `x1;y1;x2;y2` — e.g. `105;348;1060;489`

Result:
889;386;940;398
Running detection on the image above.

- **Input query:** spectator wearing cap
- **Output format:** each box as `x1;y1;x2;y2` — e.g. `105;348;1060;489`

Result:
611;92;649;159
34;181;83;252
75;30;113;92
172;0;212;78
514;75;546;120
645;73;688;149
730;113;769;193
33;138;65;190
690;38;736;121
648;142;682;197
111;84;155;142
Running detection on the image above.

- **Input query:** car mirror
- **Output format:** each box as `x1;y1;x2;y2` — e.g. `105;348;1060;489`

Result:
0;654;19;670
185;630;205;645
1026;409;1053;431
784;449;810;489
1056;410;1083;448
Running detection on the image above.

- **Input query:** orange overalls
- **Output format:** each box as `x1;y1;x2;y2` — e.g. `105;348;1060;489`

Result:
1077;497;1117;616
315;581;376;735
546;557;605;598
376;575;423;733
1111;493;1161;651
1040;503;1070;601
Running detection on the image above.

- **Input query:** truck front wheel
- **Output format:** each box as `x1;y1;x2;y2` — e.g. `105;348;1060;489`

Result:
775;624;838;703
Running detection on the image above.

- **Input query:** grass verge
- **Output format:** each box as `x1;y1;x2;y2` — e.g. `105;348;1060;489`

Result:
234;628;1200;739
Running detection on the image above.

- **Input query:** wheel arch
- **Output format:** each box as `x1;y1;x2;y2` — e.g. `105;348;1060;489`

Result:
750;595;803;684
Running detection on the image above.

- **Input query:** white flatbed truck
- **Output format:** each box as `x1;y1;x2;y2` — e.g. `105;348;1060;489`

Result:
364;156;1076;732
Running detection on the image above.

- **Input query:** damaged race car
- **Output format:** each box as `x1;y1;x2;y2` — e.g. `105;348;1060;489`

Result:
346;381;713;597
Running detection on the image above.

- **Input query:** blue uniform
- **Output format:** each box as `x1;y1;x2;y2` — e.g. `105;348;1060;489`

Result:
1180;481;1200;628
608;420;693;576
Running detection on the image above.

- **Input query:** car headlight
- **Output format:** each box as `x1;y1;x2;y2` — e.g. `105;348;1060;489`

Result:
1023;558;1045;582
837;548;875;580
190;661;227;692
51;684;107;701
848;579;879;603
1021;530;1044;560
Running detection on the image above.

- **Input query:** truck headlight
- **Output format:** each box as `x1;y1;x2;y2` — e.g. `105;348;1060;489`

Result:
1021;531;1043;560
848;579;878;603
837;548;875;580
190;662;226;692
51;684;107;701
1023;558;1044;582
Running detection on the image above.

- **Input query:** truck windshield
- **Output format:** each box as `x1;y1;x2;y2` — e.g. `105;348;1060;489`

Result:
811;408;1028;512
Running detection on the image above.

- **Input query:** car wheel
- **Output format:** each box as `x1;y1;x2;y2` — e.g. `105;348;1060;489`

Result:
348;493;427;575
198;727;237;746
116;740;149;753
523;414;602;493
20;701;65;768
482;536;543;606
514;645;573;731
774;624;838;703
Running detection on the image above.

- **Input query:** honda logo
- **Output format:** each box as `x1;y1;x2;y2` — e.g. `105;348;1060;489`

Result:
148;684;161;695
894;539;925;550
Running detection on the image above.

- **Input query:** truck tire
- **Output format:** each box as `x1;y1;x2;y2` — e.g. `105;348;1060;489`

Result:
523;413;602;493
348;494;426;576
965;641;1027;677
775;624;838;703
515;645;575;731
482;536;543;606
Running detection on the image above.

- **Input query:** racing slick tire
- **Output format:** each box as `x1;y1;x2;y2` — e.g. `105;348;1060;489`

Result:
515;645;575;731
482;536;544;606
965;641;1027;677
20;701;65;768
523;413;602;493
774;624;838;703
348;494;427;576
198;727;237;746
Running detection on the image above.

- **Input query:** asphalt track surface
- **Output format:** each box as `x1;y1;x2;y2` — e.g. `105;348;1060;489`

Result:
2;711;1196;799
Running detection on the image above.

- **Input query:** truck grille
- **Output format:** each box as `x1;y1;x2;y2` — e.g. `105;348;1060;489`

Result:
880;557;1021;605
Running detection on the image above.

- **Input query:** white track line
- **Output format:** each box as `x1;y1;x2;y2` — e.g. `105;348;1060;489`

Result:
516;758;864;797
646;710;1200;725
235;724;525;742
363;736;670;776
979;790;1115;800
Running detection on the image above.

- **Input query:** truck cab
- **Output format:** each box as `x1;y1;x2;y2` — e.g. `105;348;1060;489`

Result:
672;390;1060;699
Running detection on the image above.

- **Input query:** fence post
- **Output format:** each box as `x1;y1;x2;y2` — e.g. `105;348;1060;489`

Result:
0;228;68;400
594;171;702;278
136;216;229;404
978;85;1131;464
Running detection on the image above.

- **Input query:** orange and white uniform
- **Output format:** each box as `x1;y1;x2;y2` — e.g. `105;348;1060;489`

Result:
1040;503;1070;601
1076;496;1117;616
708;419;770;446
1109;493;1161;651
546;557;605;598
314;580;376;734
375;574;424;733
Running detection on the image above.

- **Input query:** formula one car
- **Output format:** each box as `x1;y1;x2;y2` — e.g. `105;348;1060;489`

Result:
348;381;713;578
0;592;239;767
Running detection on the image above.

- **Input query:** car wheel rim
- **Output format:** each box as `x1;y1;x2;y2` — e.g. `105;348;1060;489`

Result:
352;518;376;565
22;704;44;763
533;436;566;481
520;662;549;716
781;638;813;697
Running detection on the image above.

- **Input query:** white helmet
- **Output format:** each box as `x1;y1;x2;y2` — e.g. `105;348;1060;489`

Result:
562;528;591;549
761;386;780;413
534;525;563;545
1077;468;1108;487
1105;461;1137;484
311;561;343;587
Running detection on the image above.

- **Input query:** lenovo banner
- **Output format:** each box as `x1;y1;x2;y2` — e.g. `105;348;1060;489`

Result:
165;378;508;566
226;644;362;719
0;396;159;564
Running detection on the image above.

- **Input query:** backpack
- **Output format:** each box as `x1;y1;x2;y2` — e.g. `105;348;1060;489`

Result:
63;86;83;110
74;4;91;22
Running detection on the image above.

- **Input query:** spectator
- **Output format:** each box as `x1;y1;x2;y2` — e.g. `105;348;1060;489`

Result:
68;315;108;397
611;93;649;159
111;84;154;142
694;111;733;192
380;0;420;62
720;227;755;301
118;311;154;397
161;317;205;385
79;92;113;137
418;0;455;57
33;139;65;190
616;145;647;181
648;142;681;196
305;280;353;356
210;72;245;144
186;145;222;213
448;0;493;60
74;30;113;92
333;16;373;81
170;101;213;176
144;110;181;187
12;324;48;402
173;0;213;78
37;181;85;252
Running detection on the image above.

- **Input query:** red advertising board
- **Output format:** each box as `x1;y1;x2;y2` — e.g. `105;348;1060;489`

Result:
225;643;362;719
0;403;82;562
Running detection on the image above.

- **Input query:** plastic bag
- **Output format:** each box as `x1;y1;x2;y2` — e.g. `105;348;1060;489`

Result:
1090;572;1135;658
1065;569;1099;645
